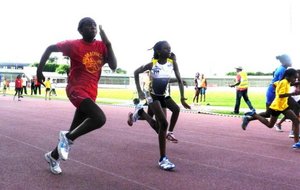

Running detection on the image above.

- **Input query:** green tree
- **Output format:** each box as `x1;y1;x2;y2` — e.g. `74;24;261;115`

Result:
56;64;70;75
115;68;127;74
31;62;59;72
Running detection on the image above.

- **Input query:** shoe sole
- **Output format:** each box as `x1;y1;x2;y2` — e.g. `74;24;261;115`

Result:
166;138;178;143
241;117;249;130
127;113;133;126
167;140;178;143
159;165;175;171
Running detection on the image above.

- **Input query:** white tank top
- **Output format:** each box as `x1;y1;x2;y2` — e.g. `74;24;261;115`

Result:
150;58;174;96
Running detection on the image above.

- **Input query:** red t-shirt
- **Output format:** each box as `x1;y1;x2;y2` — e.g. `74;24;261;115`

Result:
15;78;22;88
56;39;107;102
35;80;41;86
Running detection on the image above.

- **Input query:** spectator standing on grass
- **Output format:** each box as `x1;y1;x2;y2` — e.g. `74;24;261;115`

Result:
13;74;22;101
50;79;57;96
192;72;201;105
6;79;10;91
37;17;117;175
229;66;255;114
44;77;52;100
21;74;28;95
2;78;8;96
30;78;35;95
35;79;41;95
199;73;207;102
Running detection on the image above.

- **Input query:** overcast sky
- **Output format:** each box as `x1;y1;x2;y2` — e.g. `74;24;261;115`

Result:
1;0;300;77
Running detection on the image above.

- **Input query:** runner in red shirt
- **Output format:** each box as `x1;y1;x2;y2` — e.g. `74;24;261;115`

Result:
37;17;117;175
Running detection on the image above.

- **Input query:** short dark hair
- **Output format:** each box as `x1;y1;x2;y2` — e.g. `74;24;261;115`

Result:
281;68;297;80
77;17;96;31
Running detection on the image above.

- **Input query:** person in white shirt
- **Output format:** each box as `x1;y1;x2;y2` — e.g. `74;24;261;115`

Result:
21;74;28;95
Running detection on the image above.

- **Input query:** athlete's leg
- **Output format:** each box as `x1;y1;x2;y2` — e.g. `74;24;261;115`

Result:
66;98;106;140
51;98;105;160
50;108;86;160
251;112;277;129
148;101;168;159
165;97;180;132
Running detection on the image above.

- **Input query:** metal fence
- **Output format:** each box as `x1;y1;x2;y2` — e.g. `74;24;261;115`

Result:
1;70;272;88
179;76;272;87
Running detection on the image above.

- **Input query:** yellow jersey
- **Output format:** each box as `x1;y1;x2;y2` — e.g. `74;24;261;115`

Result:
269;79;290;111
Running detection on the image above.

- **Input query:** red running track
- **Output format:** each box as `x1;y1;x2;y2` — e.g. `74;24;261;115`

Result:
1;96;300;190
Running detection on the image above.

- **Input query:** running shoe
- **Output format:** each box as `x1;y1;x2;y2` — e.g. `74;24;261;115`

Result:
58;131;72;161
292;142;300;149
244;109;256;116
132;107;142;122
158;157;175;170
275;124;283;132
288;131;300;138
166;132;178;143
44;152;62;174
241;116;250;130
127;112;134;126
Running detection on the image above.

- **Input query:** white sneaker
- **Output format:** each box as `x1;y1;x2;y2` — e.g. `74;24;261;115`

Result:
166;132;178;143
44;152;62;174
158;157;175;170
288;131;300;138
132;106;143;122
275;124;283;132
58;131;73;160
289;131;295;138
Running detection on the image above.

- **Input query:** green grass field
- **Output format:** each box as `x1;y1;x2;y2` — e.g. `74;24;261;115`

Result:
160;88;266;109
96;87;267;109
4;87;267;110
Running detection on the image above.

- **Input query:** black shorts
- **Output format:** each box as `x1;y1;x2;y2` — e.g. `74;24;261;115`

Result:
269;108;289;117
150;94;167;108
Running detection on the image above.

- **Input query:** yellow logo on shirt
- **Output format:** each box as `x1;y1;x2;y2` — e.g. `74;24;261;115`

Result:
82;51;103;73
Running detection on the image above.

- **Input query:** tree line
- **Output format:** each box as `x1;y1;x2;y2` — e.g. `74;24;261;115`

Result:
31;61;127;75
